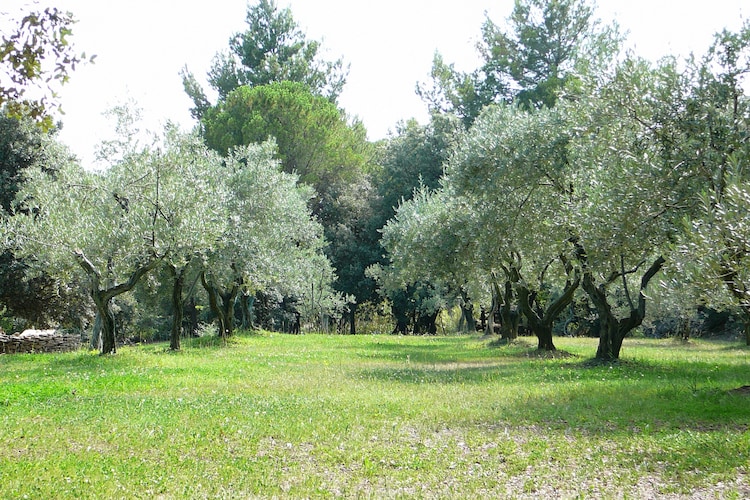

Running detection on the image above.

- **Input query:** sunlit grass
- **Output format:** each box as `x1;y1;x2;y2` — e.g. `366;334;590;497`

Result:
1;334;748;498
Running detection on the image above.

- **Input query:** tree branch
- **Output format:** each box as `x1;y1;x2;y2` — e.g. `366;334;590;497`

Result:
73;249;101;286
621;254;635;311
101;255;162;302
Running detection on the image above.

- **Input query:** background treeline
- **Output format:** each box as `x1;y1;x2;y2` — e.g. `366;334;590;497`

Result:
2;0;750;359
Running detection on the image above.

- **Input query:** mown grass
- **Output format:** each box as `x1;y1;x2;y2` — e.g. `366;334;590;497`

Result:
0;334;748;498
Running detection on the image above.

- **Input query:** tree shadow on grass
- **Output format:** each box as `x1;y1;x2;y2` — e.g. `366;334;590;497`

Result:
357;334;583;365
354;340;750;436
626;337;749;353
358;360;518;385
487;337;536;349
1;348;104;378
355;336;492;364
718;342;750;351
505;376;750;437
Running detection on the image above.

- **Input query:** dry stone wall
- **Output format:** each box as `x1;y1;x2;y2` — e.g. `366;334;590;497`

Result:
0;329;80;354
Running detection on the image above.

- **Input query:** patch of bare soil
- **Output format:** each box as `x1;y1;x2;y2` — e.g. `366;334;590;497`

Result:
522;348;576;359
487;337;535;348
728;385;750;396
486;337;577;359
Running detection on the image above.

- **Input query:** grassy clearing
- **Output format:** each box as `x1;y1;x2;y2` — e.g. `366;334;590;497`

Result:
1;334;748;498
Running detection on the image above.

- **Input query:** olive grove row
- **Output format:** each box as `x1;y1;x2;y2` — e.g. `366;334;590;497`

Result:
2;1;750;360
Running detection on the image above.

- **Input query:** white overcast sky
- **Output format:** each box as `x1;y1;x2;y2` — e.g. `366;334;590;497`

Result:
3;1;748;167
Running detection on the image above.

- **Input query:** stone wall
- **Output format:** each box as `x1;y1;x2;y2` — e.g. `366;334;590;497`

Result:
0;329;81;354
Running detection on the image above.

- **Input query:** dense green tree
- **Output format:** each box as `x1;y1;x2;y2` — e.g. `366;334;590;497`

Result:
202;81;368;200
182;0;347;119
418;0;619;126
374;116;458;225
319;174;380;333
0;112;46;212
183;2;376;332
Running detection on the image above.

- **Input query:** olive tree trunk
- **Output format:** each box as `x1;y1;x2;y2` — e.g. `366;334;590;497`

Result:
719;264;750;346
349;302;357;335
582;256;665;360
168;264;186;351
74;250;160;355
239;292;255;330
90;312;102;350
517;272;580;352
201;272;239;339
491;275;519;340
457;288;476;333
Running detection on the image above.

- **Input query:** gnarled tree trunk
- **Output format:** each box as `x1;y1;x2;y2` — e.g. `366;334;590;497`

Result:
457;288;476;333
517;273;580;352
201;272;239;339
349;302;357;335
91;288;117;354
75;250;161;355
414;309;439;335
582;256;665;360
491;275;519;340
90;312;102;350
239;292;255;330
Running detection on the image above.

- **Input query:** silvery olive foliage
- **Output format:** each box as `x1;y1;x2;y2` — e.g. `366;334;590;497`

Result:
4;106;336;350
670;23;750;343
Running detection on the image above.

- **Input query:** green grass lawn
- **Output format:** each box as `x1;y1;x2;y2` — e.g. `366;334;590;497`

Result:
1;333;748;498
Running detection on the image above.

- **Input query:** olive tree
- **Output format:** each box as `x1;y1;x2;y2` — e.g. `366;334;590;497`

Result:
381;104;580;347
446;103;580;349
146;125;228;350
378;185;477;334
199;140;335;338
5;146;164;354
671;23;750;345
564;57;689;359
4;106;231;353
384;55;689;358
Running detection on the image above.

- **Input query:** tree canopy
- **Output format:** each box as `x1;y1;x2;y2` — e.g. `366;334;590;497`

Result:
4;0;750;356
199;140;335;338
182;0;347;120
202;81;368;197
4;105;334;352
418;0;619;126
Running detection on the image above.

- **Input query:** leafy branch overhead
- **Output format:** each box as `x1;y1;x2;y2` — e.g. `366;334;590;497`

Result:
0;7;93;129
